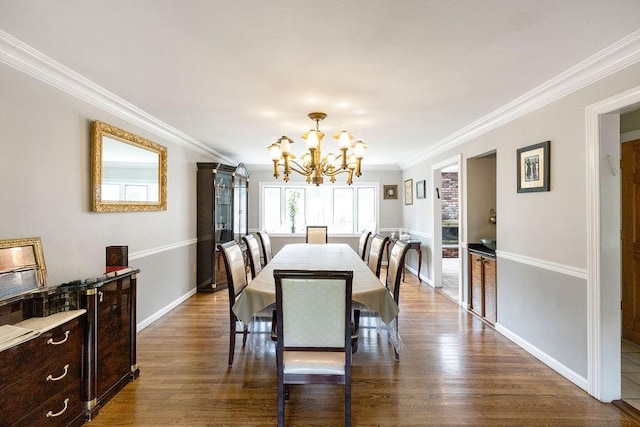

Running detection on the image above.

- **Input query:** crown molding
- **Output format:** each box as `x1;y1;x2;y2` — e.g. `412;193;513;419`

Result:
0;30;234;164
401;29;640;170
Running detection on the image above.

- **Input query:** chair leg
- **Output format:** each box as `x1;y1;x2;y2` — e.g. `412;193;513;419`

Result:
345;376;351;426
277;379;285;427
242;326;249;346
228;315;236;366
394;317;400;362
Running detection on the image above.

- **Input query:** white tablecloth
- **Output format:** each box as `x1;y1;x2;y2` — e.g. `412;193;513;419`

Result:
233;243;404;353
233;243;399;324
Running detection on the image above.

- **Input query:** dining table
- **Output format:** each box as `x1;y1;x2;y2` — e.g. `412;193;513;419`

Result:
232;243;402;353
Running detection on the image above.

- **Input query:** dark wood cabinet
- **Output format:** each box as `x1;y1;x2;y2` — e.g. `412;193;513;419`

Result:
197;162;249;292
469;251;497;325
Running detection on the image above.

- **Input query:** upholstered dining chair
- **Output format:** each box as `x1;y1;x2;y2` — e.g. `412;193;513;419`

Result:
306;225;328;243
367;234;390;278
274;269;353;427
242;234;262;279
357;230;372;261
217;240;250;366
257;230;273;265
242;234;277;341
386;240;411;361
353;234;390;351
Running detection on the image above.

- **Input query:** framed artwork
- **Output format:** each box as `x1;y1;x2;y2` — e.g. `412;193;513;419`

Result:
404;179;413;205
517;141;550;193
416;180;426;199
383;184;398;200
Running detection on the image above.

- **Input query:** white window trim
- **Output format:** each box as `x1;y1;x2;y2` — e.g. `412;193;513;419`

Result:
258;181;380;237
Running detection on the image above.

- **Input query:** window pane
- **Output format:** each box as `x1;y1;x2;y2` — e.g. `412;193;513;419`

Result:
358;187;376;231
333;188;354;233
261;184;378;235
102;184;120;201
285;188;305;233
305;186;331;228
263;187;282;233
125;185;148;201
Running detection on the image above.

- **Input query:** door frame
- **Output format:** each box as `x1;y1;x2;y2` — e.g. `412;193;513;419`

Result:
431;154;464;305
586;84;640;401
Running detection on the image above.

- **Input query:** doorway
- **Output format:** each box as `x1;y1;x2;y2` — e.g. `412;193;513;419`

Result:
620;112;640;408
586;85;640;402
440;165;460;302
432;155;463;305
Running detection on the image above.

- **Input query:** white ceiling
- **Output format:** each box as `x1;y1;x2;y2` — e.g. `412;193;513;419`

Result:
1;1;640;168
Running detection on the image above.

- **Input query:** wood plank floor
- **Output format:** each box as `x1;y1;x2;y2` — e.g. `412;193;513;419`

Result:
86;271;638;426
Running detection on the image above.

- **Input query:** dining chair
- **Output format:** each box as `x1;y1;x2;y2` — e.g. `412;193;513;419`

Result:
367;234;390;278
242;234;278;341
217;240;250;366
274;269;353;427
353;234;390;350
306;225;328;243
257;230;273;265
357;230;372;261
386;240;411;361
242;234;262;279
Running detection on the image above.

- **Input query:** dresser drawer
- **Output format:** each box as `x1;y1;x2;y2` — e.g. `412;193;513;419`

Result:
3;356;81;423
14;382;83;427
0;316;83;388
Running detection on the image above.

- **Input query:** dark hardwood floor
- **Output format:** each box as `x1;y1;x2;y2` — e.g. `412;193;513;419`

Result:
86;270;638;426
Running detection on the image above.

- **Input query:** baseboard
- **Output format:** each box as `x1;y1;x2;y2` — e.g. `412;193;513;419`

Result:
495;323;588;392
137;287;197;332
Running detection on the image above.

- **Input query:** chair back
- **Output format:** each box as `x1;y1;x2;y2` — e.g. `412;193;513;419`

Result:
306;225;328;244
217;241;248;304
358;230;372;261
386;240;411;304
242;234;262;278
275;269;353;349
367;234;389;278
256;230;273;264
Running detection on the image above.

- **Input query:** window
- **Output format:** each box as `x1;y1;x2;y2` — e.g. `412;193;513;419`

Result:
260;183;378;234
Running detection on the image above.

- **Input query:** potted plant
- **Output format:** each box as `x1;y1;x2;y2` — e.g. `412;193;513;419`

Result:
288;190;300;233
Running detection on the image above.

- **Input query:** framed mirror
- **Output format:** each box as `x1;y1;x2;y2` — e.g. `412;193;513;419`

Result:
0;237;47;301
91;120;167;212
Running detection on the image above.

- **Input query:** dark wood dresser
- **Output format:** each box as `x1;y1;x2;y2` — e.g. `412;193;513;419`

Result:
0;271;139;426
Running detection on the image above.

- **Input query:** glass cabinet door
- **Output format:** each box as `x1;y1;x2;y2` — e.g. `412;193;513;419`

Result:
215;173;233;244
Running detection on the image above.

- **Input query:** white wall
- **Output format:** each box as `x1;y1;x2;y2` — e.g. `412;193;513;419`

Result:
0;63;218;327
400;60;640;393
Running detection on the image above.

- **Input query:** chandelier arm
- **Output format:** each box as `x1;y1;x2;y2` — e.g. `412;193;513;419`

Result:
287;160;313;177
321;168;351;177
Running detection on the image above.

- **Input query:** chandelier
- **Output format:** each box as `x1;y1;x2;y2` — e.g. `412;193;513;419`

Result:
267;112;367;185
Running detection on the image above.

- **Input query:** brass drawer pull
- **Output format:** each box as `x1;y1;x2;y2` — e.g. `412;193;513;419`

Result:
99;291;104;302
47;330;70;345
46;364;70;382
46;398;69;418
